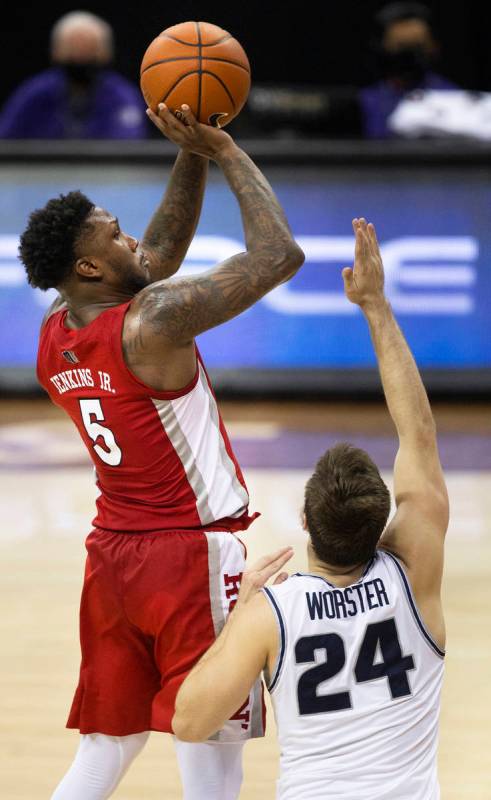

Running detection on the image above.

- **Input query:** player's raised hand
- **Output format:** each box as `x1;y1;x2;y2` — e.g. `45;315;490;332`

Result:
146;103;234;161
236;546;294;607
342;218;386;310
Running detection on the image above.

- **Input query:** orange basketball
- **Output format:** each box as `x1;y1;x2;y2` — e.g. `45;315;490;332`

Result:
140;21;251;127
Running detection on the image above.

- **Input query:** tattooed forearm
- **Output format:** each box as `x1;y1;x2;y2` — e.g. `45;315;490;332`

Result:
143;151;208;281
215;144;297;256
136;142;304;344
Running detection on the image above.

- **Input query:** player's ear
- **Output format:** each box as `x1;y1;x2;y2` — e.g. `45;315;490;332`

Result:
74;257;102;280
301;511;309;532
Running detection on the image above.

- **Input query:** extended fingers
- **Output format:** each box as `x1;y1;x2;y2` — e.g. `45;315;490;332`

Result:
245;547;294;587
265;547;294;574
147;102;201;147
354;218;378;244
146;107;166;132
354;226;368;267
250;546;293;572
367;222;381;256
176;104;198;127
273;572;289;585
157;102;186;131
354;218;375;264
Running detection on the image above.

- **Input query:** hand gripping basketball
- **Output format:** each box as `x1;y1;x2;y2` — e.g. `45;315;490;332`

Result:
147;102;234;160
141;21;250;127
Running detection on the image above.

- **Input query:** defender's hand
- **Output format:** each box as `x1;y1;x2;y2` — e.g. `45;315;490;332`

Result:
343;218;386;310
236;546;294;607
147;103;234;161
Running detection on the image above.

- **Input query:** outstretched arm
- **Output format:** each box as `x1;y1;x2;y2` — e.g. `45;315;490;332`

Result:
123;105;304;389
138;105;304;340
138;141;303;341
343;219;448;617
142;148;208;282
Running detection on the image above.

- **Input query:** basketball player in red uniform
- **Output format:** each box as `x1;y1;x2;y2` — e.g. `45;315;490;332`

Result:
20;103;304;800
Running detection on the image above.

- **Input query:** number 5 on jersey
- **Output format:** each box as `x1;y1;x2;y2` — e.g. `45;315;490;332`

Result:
79;398;122;466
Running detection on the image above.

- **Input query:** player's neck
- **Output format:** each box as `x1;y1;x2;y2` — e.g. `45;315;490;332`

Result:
61;288;134;328
306;544;368;588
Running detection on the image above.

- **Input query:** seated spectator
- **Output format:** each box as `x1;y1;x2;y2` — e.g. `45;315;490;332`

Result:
0;12;147;139
359;2;458;139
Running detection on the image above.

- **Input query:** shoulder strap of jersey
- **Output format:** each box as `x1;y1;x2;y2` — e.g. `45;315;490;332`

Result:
262;586;288;692
381;550;445;658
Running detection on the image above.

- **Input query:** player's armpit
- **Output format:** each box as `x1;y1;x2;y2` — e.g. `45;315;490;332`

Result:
172;593;277;742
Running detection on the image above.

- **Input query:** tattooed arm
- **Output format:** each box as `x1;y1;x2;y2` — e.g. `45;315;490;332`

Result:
123;105;304;390
140;144;304;339
142;149;208;282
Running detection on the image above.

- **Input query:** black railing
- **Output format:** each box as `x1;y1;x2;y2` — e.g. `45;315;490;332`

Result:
1;138;491;166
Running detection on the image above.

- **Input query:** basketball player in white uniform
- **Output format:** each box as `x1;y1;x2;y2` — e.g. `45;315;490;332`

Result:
172;218;449;799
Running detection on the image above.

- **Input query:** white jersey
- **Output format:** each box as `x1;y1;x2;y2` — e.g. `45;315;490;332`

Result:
263;549;445;800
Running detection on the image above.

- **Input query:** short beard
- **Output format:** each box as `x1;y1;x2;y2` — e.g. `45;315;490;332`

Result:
123;273;151;295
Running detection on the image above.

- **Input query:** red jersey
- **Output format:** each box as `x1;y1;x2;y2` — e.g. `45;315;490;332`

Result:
37;301;257;533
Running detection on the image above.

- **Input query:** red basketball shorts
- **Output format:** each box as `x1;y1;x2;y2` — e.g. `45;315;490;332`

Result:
67;527;265;740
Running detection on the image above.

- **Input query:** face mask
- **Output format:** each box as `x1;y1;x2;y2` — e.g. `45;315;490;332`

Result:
380;45;431;86
60;62;102;87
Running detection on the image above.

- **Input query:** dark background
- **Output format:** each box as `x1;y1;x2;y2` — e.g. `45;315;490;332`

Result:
2;0;490;104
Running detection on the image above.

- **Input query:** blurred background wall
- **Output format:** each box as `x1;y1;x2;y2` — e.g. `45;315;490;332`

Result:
0;0;490;396
1;0;490;96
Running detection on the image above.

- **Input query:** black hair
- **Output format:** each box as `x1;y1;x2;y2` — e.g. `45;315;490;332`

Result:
19;190;95;290
375;2;432;33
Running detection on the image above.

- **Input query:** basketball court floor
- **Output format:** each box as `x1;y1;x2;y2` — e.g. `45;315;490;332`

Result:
1;398;490;799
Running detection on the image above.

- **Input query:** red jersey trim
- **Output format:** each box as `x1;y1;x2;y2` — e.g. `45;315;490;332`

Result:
93;509;260;536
